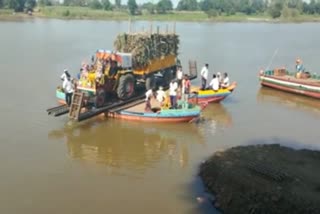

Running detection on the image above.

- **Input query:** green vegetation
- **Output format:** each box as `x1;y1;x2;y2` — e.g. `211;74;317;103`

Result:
1;0;320;22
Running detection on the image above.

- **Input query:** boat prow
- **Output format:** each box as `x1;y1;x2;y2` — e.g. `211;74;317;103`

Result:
190;81;237;104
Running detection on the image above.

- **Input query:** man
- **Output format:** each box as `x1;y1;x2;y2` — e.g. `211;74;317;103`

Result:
209;74;219;91
176;66;183;88
295;58;304;73
182;74;191;109
144;88;153;112
200;64;209;90
61;69;71;82
156;86;166;107
221;72;230;89
63;76;74;107
169;80;178;109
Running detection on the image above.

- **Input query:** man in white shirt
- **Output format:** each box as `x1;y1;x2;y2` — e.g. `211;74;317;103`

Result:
200;64;209;90
169;80;178;109
176;66;183;88
61;69;71;82
156;86;166;106
145;89;153;101
221;72;230;89
209;74;219;91
63;76;74;106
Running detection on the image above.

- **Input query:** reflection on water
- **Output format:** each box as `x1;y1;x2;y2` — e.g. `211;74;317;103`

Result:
199;103;233;136
48;119;205;172
257;87;320;116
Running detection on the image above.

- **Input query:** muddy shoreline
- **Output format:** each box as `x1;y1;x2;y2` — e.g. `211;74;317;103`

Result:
199;144;320;214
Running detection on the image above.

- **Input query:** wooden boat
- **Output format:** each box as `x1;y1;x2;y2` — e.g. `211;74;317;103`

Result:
107;100;202;123
189;82;237;104
259;68;320;99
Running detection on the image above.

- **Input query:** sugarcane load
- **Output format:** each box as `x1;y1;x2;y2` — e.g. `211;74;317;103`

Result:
113;32;179;68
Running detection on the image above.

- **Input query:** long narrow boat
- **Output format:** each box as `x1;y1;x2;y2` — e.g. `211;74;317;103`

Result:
107;101;202;123
189;82;237;104
259;68;320;99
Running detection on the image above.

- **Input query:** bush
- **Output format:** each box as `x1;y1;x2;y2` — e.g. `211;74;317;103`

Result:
62;9;70;16
206;9;218;18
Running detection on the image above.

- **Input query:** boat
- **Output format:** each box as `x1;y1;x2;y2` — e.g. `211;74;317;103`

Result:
259;68;320;99
189;82;237;104
107;100;203;123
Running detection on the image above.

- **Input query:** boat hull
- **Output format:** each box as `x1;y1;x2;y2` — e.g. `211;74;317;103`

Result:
190;82;237;104
107;108;201;123
259;75;320;99
56;90;66;104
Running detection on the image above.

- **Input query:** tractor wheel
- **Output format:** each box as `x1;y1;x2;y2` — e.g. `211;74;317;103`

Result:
146;75;156;90
117;74;135;100
163;69;174;87
94;88;106;108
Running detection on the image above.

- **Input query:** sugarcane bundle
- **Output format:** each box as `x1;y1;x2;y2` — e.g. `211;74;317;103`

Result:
114;33;179;68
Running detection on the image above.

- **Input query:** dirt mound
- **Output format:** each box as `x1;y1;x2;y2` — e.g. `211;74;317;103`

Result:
199;144;320;214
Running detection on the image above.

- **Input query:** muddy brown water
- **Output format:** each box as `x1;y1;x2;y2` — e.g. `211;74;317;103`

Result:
0;19;319;214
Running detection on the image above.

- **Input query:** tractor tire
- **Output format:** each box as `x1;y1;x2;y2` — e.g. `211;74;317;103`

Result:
145;75;156;91
117;74;135;100
94;88;106;108
163;69;174;87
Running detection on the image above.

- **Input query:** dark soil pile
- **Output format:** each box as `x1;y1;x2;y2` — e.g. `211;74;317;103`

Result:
199;144;320;214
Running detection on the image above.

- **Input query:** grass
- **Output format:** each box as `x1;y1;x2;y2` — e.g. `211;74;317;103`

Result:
1;6;320;22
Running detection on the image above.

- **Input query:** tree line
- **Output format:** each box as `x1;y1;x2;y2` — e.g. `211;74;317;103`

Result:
1;0;320;18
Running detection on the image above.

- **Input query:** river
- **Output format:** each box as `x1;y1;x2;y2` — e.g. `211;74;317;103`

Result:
0;19;319;214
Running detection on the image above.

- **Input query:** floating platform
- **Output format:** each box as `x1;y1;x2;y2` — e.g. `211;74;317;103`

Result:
54;89;202;123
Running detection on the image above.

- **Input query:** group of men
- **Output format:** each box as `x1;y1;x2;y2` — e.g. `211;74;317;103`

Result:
200;63;230;91
144;66;191;111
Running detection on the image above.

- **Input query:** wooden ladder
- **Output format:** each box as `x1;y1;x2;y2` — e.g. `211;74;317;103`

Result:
68;92;84;120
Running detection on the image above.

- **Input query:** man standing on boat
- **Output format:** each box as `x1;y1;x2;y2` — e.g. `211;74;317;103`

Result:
176;66;183;89
61;69;71;82
169;80;178;109
63;76;75;107
156;86;166;107
200;64;209;90
295;58;304;73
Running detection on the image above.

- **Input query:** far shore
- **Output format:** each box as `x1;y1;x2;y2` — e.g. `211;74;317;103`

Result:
1;7;320;23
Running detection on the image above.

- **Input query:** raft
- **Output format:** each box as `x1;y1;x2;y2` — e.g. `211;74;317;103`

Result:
190;82;237;104
259;69;320;99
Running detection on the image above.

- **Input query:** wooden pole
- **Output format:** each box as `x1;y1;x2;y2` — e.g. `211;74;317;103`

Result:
166;24;168;34
173;22;176;34
157;26;159;34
